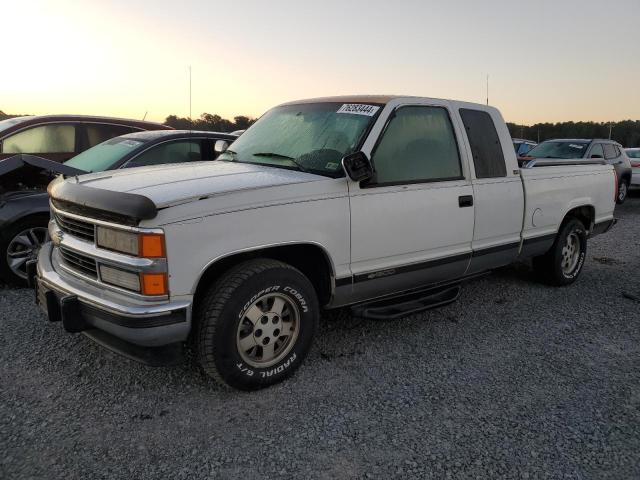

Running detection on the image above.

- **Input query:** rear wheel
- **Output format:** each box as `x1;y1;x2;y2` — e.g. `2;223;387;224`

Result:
196;258;318;390
0;216;49;287
616;180;628;204
532;218;587;286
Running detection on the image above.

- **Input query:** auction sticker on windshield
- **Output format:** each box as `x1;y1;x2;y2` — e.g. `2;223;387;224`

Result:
337;104;380;116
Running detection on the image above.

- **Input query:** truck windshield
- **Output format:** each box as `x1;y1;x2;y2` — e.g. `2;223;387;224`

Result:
218;102;382;177
525;141;589;159
64;137;145;172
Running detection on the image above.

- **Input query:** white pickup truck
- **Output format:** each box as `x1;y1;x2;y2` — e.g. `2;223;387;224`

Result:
34;96;616;390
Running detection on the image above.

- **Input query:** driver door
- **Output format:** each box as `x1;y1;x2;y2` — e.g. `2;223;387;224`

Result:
348;101;474;303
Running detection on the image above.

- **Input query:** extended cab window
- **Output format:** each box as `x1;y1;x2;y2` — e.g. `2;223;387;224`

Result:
459;109;506;178
603;144;618;160
125;140;202;168
1;124;75;154
589;144;604;158
371;106;462;185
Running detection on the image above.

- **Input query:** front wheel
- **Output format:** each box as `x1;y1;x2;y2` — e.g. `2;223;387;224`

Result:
0;216;49;287
196;258;318;390
532;218;587;286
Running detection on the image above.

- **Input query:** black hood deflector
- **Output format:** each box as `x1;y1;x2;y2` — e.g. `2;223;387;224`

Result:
48;176;158;226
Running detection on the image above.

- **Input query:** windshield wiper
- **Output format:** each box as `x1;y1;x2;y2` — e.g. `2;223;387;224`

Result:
252;152;295;160
251;152;309;173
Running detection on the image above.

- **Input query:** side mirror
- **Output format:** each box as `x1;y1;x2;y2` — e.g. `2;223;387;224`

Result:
591;154;603;159
214;140;230;154
342;151;373;182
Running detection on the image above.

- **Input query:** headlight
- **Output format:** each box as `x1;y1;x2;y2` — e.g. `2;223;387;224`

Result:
99;265;141;292
96;227;165;258
96;227;138;255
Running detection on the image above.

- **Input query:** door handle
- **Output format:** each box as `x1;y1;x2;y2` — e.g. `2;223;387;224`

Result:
458;195;473;207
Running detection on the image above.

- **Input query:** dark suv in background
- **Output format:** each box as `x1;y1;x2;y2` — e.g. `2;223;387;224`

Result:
0;115;171;163
519;138;633;204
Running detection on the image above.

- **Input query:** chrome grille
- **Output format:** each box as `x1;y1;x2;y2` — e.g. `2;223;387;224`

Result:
54;213;95;242
59;247;98;279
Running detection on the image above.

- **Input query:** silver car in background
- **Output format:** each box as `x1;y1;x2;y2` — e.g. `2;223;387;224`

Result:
626;148;640;188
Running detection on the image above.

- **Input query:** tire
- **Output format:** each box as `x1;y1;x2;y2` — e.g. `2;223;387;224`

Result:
532;218;587;286
616;179;628;204
0;216;49;287
196;258;319;390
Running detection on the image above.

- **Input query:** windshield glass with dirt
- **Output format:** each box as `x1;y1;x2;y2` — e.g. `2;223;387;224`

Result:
218;102;382;177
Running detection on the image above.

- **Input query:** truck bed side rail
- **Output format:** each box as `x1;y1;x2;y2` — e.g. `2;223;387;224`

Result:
522;158;607;168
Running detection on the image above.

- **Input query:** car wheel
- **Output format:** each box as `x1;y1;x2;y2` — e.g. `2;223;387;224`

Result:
616;180;628;204
196;258;318;390
0;216;49;287
532;218;587;286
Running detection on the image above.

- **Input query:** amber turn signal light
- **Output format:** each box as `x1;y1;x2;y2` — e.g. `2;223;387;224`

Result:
139;234;165;258
141;273;168;296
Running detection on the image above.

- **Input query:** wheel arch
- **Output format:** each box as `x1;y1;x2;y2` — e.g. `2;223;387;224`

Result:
561;204;595;232
192;242;336;312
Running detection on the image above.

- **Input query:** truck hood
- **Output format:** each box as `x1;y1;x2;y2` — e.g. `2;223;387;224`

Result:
68;161;330;208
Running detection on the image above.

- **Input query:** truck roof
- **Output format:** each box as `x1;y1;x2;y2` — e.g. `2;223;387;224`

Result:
280;95;498;112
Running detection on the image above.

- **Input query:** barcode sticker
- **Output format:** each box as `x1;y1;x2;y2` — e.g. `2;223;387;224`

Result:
336;104;380;116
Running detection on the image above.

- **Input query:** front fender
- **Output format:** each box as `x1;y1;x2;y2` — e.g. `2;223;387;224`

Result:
0;191;51;235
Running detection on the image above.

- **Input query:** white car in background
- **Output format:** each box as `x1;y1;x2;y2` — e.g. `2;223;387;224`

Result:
625;148;640;187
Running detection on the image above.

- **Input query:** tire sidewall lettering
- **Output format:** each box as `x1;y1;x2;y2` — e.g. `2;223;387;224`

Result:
231;277;313;382
238;286;281;319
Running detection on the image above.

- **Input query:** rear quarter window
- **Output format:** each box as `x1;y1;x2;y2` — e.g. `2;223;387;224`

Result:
459;109;507;178
603;144;618;160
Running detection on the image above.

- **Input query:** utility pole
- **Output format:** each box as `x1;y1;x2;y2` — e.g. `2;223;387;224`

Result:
608;123;612;140
486;75;489;106
189;66;192;121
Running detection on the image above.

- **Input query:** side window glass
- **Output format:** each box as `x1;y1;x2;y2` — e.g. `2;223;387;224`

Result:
1;124;75;154
520;143;534;155
603;144;617;160
589;144;604;159
459;109;507;178
370;106;462;185
85;124;137;148
126;140;202;168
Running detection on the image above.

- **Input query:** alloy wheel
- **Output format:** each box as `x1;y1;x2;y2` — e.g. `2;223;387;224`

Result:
6;227;48;280
561;232;581;275
236;293;300;368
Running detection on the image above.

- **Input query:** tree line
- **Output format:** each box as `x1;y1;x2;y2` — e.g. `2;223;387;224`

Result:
163;113;256;132
3;109;640;147
507;121;640;148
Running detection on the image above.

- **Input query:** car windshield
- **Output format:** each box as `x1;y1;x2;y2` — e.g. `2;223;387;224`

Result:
626;149;640;159
64;136;145;172
218;102;382;177
0;116;29;134
525;141;590;159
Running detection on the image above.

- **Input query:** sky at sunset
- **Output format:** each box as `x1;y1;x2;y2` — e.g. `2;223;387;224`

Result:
2;0;639;125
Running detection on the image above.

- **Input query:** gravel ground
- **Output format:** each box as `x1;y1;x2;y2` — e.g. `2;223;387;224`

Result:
2;193;639;480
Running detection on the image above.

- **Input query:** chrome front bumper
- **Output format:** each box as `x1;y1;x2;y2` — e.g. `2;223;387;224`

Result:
36;242;192;347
